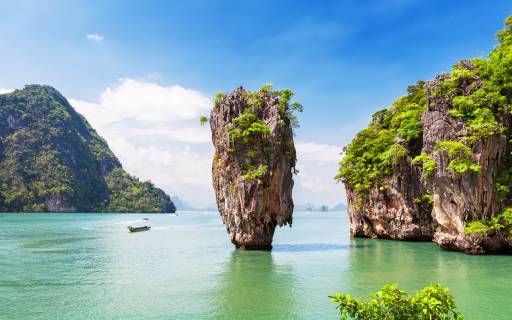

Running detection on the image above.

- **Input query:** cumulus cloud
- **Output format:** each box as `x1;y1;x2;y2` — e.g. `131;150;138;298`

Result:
294;142;346;206
296;142;342;163
70;79;214;207
0;88;13;94
86;33;104;42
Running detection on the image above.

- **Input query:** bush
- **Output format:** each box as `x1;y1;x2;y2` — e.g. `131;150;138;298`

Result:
436;141;480;175
412;152;437;178
336;82;426;193
465;207;512;237
241;164;268;181
414;193;433;205
220;84;301;183
228;111;270;144
330;284;463;320
214;92;225;107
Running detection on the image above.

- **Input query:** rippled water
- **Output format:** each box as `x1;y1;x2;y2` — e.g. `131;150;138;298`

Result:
0;212;510;319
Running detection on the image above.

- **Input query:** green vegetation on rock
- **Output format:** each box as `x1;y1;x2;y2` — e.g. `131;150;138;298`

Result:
335;81;426;192
412;153;437;178
214;92;225;107
434;62;506;143
229;110;271;144
330;284;463;320
413;193;434;205
216;84;301;181
495;152;512;200
241;164;268;181
435;141;480;175
0;85;175;213
101;168;175;213
465;207;512;237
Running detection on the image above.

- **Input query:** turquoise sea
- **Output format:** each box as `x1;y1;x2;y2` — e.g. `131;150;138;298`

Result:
0;211;510;319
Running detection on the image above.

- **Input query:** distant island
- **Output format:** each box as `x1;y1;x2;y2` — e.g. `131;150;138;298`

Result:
295;202;347;212
171;196;347;213
0;85;175;213
171;196;216;211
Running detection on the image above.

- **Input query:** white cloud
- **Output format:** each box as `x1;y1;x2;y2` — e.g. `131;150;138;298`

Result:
0;88;13;94
86;33;104;42
296;142;342;163
70;78;214;207
294;142;346;206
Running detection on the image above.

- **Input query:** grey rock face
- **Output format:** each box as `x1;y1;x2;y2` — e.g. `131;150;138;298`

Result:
345;155;434;241
210;87;296;250
422;64;511;254
343;61;512;254
45;194;77;213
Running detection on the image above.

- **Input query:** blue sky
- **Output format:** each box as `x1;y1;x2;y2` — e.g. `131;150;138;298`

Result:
1;0;511;207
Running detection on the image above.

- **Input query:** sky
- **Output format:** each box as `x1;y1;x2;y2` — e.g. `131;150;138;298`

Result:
1;0;511;208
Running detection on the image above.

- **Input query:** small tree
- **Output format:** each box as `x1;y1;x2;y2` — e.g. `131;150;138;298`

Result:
330;284;463;320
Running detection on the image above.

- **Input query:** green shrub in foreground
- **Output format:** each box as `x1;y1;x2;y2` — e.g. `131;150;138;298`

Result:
330;284;463;320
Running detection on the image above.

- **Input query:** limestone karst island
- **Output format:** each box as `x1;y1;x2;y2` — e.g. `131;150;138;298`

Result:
1;2;511;320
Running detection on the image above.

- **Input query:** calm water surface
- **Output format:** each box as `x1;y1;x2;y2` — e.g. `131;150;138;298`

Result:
0;212;510;319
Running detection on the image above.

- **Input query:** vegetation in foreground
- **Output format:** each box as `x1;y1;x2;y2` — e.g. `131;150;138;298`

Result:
330;284;463;320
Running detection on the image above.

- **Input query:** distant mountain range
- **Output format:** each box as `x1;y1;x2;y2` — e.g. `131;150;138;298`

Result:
330;203;348;211
171;196;217;211
294;202;347;212
172;196;348;212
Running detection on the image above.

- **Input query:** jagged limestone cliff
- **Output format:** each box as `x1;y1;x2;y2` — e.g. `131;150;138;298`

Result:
0;85;175;213
338;82;435;241
337;17;512;254
344;156;434;241
421;62;511;253
209;85;301;250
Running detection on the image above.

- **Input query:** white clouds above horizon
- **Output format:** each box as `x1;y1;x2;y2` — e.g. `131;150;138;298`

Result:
70;79;212;143
0;88;13;94
296;142;342;163
86;33;104;42
294;142;345;206
70;79;346;207
71;79;214;207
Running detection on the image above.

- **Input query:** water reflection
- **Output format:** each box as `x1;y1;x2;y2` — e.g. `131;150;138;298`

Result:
211;250;299;320
343;238;512;320
273;243;370;252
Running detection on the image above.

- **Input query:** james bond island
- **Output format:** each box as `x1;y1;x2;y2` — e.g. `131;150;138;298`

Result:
207;85;302;250
337;16;512;254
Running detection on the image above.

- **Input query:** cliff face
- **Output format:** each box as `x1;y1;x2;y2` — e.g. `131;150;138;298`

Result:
345;156;434;240
338;17;512;254
422;66;511;253
0;85;175;213
210;86;299;250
